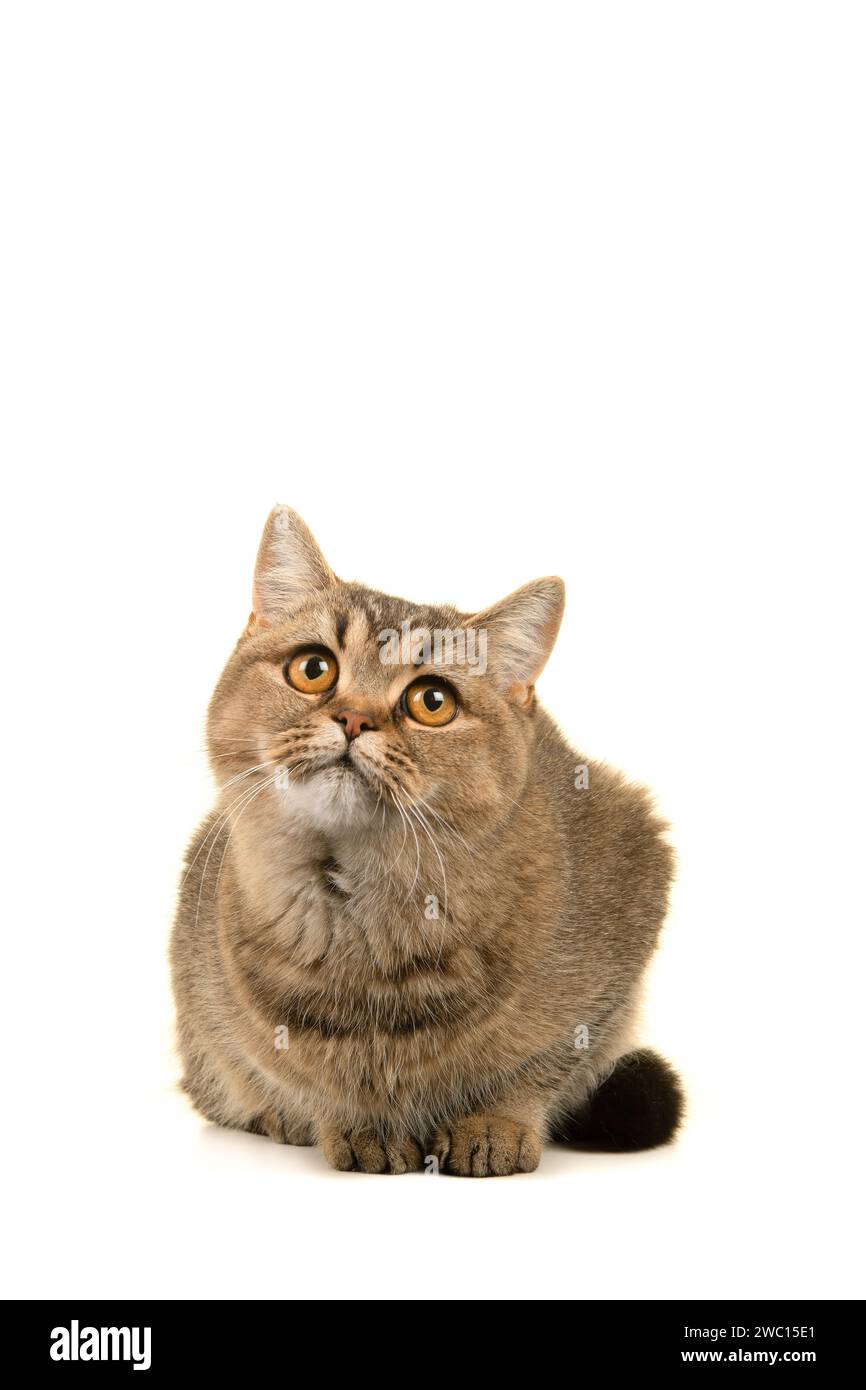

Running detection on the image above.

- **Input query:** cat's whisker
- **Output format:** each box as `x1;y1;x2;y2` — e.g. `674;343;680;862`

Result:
193;776;277;936
412;793;479;861
212;772;283;904
216;759;278;793
192;757;312;931
180;775;274;890
208;747;271;760
385;787;411;880
207;723;300;747
181;751;306;891
404;806;424;905
404;797;449;926
493;786;552;830
186;774;278;916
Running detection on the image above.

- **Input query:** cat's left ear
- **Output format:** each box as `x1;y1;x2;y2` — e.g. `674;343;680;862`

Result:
469;577;565;706
249;506;336;629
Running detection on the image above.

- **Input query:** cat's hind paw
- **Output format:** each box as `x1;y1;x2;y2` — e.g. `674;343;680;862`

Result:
245;1108;315;1146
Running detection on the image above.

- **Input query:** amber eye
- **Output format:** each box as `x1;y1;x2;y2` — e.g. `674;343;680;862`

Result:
401;679;459;727
284;649;338;694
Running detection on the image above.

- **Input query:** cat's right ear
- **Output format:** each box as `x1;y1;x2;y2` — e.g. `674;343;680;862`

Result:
248;506;336;630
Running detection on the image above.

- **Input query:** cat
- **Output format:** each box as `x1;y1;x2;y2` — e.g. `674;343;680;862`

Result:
171;506;683;1175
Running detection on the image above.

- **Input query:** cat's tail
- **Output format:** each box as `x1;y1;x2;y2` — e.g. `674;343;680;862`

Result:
551;1049;684;1151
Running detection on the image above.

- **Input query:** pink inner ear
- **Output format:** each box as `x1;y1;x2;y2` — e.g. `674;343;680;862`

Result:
246;610;270;634
506;681;535;708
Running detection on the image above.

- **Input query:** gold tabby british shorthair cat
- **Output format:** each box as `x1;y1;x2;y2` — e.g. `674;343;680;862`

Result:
171;506;682;1175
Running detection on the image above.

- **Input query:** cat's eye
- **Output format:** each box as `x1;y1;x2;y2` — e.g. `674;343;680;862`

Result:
284;648;339;694
401;678;459;727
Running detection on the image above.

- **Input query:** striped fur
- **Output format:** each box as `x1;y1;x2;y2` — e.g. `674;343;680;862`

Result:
171;508;681;1175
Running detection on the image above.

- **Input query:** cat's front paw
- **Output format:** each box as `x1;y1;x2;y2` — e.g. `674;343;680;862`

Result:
432;1115;541;1177
321;1127;424;1174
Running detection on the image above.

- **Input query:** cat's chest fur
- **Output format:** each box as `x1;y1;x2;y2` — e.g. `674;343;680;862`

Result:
228;833;468;1002
222;834;524;1106
218;804;561;1124
277;853;443;963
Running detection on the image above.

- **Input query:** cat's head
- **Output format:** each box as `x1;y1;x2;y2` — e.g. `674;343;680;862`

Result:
207;506;564;835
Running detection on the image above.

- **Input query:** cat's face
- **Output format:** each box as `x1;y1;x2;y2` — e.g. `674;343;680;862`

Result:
207;508;564;836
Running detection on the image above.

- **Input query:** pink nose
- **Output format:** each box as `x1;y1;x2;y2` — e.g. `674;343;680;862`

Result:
334;709;377;742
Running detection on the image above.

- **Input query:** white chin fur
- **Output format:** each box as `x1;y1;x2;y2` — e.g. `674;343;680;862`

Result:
275;766;378;831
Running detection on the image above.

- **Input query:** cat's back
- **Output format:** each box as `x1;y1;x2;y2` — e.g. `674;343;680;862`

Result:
532;708;674;954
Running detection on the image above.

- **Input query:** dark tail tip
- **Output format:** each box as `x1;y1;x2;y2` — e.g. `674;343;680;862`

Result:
552;1049;684;1152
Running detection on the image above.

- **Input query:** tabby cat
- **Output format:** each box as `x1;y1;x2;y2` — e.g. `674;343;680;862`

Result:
171;506;682;1175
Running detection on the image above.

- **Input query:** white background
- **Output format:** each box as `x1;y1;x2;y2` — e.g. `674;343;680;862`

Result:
1;3;864;1301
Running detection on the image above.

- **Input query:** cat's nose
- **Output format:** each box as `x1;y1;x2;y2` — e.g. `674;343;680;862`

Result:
333;708;378;742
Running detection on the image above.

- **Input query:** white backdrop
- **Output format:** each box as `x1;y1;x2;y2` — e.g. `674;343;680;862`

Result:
1;2;864;1300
